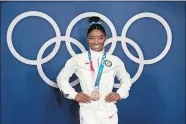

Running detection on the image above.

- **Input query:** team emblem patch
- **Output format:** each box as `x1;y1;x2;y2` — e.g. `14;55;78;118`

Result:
105;60;112;67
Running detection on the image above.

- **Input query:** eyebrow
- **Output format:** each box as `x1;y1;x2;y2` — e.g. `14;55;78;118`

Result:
98;35;104;37
89;35;104;38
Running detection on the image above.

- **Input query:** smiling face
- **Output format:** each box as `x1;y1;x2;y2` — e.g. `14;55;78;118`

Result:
87;29;106;52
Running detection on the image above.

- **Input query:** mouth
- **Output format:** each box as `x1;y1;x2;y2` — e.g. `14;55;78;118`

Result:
92;45;101;49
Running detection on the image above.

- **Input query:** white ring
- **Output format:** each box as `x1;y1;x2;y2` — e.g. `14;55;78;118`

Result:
65;12;118;55
121;12;172;64
37;36;86;88
105;36;144;88
7;11;61;65
6;11;172;88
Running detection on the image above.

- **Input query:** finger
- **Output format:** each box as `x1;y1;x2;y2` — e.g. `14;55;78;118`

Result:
80;95;91;102
82;93;91;100
81;98;90;103
82;97;91;102
105;94;116;102
84;93;92;101
105;93;112;99
82;94;91;101
106;96;116;102
79;99;88;103
80;93;90;98
79;97;90;103
105;93;115;101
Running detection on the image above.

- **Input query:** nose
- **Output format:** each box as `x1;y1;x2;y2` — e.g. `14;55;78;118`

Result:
95;38;99;44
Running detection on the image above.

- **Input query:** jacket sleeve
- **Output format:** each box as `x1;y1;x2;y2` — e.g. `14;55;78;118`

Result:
56;57;78;100
115;58;132;99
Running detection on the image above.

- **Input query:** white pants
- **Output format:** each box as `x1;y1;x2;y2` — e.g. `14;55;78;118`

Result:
80;107;118;124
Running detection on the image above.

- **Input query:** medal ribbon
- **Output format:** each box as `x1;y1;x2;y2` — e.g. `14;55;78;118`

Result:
88;50;106;90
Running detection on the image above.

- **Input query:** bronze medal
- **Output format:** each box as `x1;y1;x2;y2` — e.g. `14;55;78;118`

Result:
91;90;100;101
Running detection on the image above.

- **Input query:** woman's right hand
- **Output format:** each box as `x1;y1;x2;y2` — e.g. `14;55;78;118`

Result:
74;92;91;103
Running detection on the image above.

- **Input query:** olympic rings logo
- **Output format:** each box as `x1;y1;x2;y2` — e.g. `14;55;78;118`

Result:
7;11;172;88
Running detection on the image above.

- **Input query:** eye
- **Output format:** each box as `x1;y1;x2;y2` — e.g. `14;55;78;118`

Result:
89;37;94;40
99;37;104;40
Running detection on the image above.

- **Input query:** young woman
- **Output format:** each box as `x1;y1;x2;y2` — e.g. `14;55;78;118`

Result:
57;17;132;124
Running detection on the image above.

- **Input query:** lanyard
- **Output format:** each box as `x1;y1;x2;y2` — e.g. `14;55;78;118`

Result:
88;50;106;90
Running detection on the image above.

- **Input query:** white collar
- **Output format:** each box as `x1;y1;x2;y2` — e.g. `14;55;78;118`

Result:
89;48;104;56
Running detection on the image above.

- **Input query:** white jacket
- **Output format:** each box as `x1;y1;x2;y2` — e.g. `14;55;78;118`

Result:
57;49;132;112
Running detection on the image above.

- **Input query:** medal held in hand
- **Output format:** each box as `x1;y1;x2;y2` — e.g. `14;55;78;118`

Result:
88;50;106;101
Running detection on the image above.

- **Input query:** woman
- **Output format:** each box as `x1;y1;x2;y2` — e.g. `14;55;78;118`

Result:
57;17;132;124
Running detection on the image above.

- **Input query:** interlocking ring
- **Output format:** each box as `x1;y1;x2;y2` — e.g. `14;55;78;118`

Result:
7;11;172;88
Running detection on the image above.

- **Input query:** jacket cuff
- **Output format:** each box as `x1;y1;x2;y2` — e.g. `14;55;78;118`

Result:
64;91;78;100
70;91;78;100
116;90;129;100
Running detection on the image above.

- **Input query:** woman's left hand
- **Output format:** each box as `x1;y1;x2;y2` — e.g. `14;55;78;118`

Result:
105;92;121;102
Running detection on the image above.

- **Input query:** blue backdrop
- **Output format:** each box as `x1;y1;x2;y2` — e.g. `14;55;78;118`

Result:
1;2;185;124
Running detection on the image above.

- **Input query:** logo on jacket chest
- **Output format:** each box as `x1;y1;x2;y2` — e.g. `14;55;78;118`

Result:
84;60;112;67
105;60;112;67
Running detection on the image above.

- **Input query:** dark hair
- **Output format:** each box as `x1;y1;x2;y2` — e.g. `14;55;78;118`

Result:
87;16;106;37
